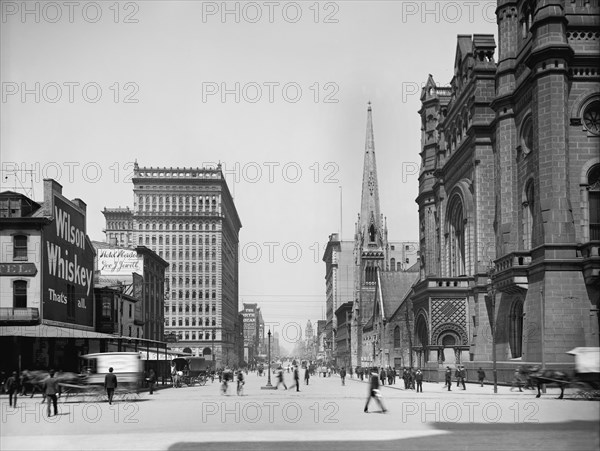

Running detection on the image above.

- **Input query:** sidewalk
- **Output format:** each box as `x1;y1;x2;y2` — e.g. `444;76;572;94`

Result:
344;375;566;397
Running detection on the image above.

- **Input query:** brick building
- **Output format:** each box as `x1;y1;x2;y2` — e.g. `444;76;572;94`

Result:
411;1;599;379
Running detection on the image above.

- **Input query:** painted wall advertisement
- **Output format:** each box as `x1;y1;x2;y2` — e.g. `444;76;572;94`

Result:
43;196;95;328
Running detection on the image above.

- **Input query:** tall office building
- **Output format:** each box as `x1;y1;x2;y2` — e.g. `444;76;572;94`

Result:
104;162;242;367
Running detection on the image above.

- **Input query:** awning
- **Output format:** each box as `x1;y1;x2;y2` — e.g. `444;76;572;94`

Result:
0;324;118;339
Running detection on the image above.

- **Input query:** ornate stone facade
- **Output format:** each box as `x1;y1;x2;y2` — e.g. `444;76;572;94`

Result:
412;1;600;373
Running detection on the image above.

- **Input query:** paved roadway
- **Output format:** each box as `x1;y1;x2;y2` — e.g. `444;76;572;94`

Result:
1;372;599;450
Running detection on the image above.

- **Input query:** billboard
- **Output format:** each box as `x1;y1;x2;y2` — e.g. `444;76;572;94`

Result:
43;196;95;328
97;248;143;277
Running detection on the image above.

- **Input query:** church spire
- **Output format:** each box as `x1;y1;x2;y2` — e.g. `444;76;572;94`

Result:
359;102;383;249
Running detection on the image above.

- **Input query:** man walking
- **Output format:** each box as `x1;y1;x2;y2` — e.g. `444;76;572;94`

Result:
364;369;387;414
4;371;19;408
44;370;59;416
304;366;310;385
275;367;287;390
340;367;346;386
415;368;423;393
105;367;117;404
477;367;486;387
459;365;467;390
444;366;452;391
291;366;300;392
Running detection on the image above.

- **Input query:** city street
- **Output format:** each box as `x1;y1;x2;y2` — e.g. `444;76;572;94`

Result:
2;373;599;450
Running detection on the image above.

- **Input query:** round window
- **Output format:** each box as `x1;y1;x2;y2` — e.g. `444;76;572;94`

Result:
583;100;600;135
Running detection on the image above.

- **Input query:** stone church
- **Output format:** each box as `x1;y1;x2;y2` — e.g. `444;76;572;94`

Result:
411;0;599;379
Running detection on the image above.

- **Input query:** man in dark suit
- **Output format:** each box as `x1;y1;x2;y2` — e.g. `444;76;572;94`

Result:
44;370;60;416
415;369;424;393
105;367;117;405
364;369;387;413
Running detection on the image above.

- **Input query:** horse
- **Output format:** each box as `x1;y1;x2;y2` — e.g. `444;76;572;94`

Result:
527;368;570;399
20;370;84;399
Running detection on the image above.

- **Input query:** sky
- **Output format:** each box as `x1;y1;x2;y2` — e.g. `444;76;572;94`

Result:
1;0;497;349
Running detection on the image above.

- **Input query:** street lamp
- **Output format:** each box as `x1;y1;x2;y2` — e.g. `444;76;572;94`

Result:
487;266;498;394
261;329;275;389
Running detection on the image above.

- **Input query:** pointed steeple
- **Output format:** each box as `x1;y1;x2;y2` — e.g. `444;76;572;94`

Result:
358;103;383;250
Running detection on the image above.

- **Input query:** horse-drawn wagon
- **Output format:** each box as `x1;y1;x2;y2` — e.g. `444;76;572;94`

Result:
525;347;600;400
61;352;143;402
171;356;211;387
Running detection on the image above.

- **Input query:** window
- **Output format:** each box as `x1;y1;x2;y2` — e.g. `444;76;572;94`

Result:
13;280;27;308
448;195;466;277
522;180;535;249
102;297;112;318
394;326;401;348
509;296;524;358
589;165;600;240
13;235;27;260
583;100;600;135
129;304;132;318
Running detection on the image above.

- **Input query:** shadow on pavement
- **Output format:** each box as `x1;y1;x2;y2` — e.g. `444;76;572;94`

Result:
168;420;599;451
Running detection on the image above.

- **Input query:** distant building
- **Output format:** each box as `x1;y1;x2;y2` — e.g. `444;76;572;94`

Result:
322;234;354;365
102;207;133;247
103;162;242;367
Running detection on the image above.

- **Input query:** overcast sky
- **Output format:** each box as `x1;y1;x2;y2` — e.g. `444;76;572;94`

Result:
1;0;497;348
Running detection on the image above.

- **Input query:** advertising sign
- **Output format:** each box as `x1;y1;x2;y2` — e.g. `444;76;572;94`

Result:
97;248;143;277
43;196;95;328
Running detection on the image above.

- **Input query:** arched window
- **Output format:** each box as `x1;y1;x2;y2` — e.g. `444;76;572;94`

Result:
390;258;396;271
523;180;535;249
448;196;466;276
588;165;600;240
393;326;401;348
415;315;429;363
509;299;524;358
369;224;376;242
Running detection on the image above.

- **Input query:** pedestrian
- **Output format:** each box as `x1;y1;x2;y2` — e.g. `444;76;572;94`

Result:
304;366;310;385
291;366;300;392
455;366;461;388
403;368;409;389
510;367;523;392
364;369;387;413
415;368;423;393
340;367;346;386
275;367;287;390
387;367;393;385
147;368;156;395
444;366;452;391
477;367;486;387
459;366;466;390
105;367;117;405
236;370;245;395
221;368;231;395
392;367;397;385
4;371;19;407
379;367;386;386
44;370;59;416
408;368;415;390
